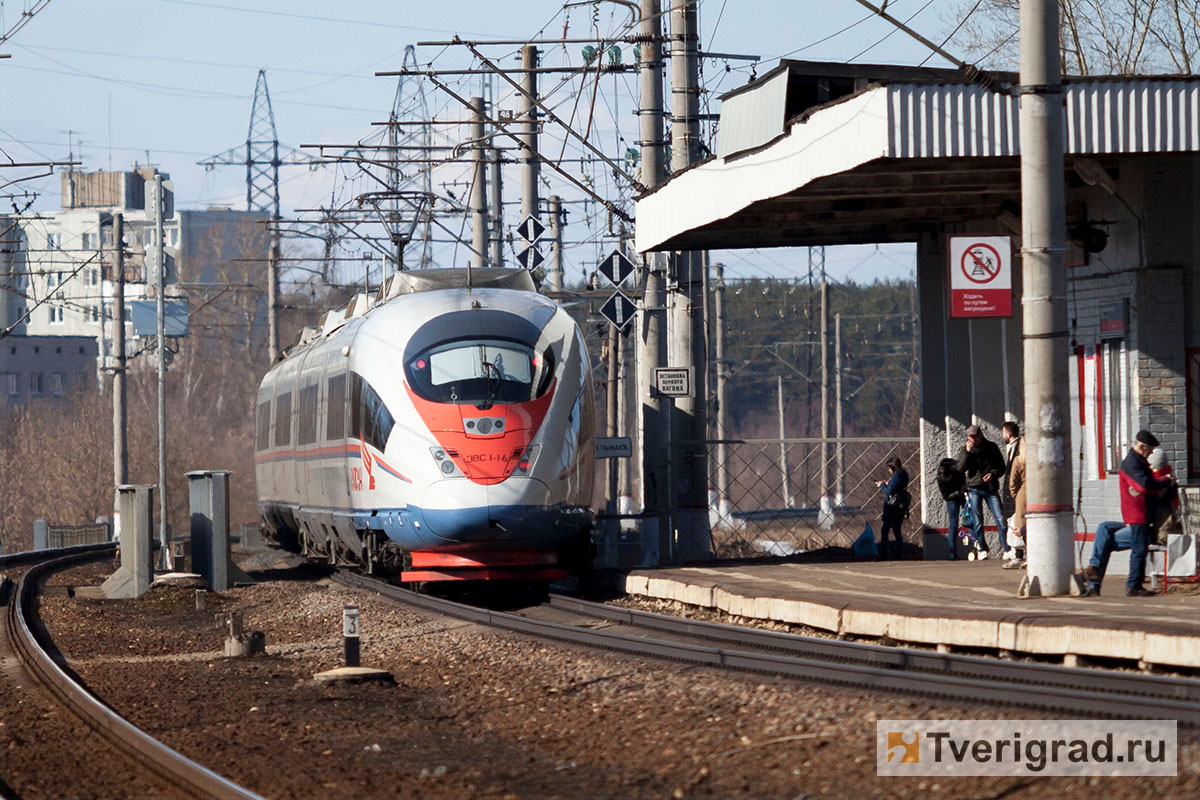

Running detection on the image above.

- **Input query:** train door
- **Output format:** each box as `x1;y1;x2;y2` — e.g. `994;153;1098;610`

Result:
323;357;351;512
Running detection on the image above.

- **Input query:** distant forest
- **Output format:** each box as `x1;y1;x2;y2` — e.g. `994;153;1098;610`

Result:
579;275;920;443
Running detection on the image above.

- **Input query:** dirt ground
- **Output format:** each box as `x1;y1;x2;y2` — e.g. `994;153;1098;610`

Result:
27;555;1200;799
0;564;184;800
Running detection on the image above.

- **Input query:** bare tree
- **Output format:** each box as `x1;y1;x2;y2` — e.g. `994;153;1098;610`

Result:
945;0;1199;75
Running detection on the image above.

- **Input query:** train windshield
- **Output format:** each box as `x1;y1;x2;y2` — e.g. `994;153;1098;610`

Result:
407;338;554;408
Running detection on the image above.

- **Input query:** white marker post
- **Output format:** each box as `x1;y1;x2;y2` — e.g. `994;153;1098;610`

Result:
343;605;360;668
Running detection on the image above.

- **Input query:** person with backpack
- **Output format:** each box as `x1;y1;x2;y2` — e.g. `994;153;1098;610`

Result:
936;457;979;559
874;456;911;560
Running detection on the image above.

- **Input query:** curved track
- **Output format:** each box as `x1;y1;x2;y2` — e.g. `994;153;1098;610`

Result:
335;571;1200;725
2;545;262;800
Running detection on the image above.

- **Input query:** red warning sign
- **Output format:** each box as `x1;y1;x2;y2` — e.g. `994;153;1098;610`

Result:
949;235;1012;318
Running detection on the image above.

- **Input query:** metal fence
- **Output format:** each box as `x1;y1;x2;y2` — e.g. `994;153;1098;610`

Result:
33;520;111;550
707;437;922;558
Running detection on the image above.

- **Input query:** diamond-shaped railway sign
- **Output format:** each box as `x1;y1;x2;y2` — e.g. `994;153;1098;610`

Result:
516;245;545;271
516;215;546;243
599;291;637;331
599;249;636;287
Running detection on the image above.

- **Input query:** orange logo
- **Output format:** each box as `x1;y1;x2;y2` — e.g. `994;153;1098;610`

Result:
887;732;920;763
359;438;376;490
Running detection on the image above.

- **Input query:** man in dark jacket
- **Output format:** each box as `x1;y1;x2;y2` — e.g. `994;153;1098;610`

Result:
1083;430;1174;597
955;424;1008;560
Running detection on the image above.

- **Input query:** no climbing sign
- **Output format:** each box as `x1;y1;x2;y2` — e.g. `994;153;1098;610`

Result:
948;235;1012;318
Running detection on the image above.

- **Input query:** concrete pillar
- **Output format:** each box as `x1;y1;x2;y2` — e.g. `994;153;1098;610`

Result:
187;470;249;591
101;484;154;599
33;519;48;551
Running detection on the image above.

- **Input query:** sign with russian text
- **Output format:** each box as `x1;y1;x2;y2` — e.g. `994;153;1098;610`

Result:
949;235;1012;318
595;437;632;458
654;367;692;397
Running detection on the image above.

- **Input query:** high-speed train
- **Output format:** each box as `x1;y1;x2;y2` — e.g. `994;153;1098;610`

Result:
254;268;595;581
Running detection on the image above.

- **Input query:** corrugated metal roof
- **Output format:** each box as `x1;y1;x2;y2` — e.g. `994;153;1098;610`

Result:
886;81;1200;158
717;68;789;158
638;77;1200;252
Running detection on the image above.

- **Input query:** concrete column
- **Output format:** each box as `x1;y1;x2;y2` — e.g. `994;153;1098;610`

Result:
469;96;488;268
33;519;48;551
1019;0;1074;596
101;484;155;599
187;470;244;591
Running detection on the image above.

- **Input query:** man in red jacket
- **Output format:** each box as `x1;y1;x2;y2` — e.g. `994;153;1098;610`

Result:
1082;430;1174;597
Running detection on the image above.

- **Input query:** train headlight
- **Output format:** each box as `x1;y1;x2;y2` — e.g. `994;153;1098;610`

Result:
429;447;466;478
511;445;541;476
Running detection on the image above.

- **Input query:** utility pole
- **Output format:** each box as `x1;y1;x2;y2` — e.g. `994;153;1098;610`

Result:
713;263;730;526
549;195;564;290
777;375;793;508
111;213;128;492
819;280;831;528
490;144;504;267
834;312;845;506
636;0;668;566
1020;0;1073;596
668;0;711;560
520;45;540;221
267;235;280;361
470;96;488;268
152;174;170;569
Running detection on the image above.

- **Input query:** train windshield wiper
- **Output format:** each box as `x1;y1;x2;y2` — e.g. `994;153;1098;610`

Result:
478;360;502;410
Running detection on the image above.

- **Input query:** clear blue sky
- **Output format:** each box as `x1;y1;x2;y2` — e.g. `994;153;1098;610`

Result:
0;1;972;284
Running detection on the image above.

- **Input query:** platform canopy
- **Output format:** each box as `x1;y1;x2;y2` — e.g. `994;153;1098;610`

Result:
635;60;1200;252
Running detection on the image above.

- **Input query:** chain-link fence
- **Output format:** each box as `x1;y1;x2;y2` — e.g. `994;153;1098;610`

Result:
707;437;922;558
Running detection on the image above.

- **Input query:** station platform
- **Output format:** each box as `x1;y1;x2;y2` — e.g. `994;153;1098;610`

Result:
616;559;1200;670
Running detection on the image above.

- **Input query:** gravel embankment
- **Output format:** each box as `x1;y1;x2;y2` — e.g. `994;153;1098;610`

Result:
31;557;1200;799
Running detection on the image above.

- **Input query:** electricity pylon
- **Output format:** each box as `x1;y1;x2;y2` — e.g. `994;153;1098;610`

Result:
199;70;318;218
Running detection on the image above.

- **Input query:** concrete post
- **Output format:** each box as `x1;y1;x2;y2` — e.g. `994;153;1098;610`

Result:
187;470;249;591
112;212;128;495
777;375;793;508
549;195;564;291
469;96;488;268
835;312;846;506
520;45;540;221
101;484;154;599
490;145;505;268
1019;0;1074;596
668;0;711;561
153;175;171;571
713;264;731;527
33;519;48;551
636;0;668;566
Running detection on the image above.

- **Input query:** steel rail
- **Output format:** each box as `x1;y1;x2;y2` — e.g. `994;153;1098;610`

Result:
6;547;263;800
335;572;1199;725
547;594;1200;703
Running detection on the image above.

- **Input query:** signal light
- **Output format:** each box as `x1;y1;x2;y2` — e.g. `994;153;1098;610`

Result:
416;359;427;369
517;459;531;472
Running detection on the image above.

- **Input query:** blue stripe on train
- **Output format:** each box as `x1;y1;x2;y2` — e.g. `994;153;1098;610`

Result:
263;501;592;552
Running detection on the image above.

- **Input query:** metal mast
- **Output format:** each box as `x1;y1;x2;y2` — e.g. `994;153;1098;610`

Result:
199;70;317;360
387;46;434;269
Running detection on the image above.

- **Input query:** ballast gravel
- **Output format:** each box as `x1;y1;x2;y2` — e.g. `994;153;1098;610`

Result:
29;556;1200;799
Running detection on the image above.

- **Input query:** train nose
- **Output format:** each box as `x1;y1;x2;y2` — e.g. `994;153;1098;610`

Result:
420;478;551;541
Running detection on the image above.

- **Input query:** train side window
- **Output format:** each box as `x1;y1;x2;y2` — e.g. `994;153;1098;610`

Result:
350;372;394;452
274;392;292;447
297;384;318;445
326;373;346;440
255;401;271;451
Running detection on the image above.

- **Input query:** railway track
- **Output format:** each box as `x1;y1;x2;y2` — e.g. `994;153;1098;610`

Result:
335;570;1200;725
1;545;261;800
